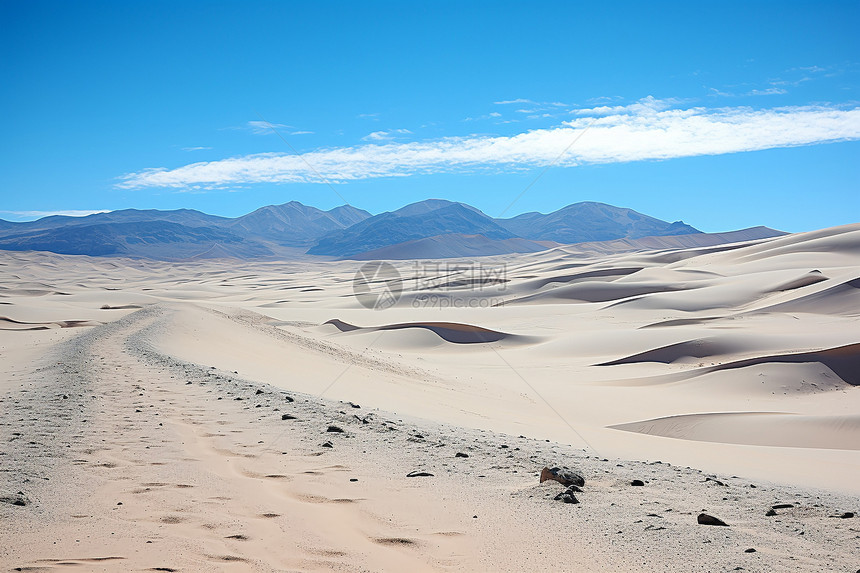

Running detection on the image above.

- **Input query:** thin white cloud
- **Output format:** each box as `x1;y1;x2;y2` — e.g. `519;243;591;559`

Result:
245;120;292;135
117;99;860;191
290;130;314;135
770;77;812;87
182;146;212;152
481;99;573;122
494;98;536;105
570;96;678;116
361;128;412;141
708;85;790;97
747;87;788;96
464;111;503;122
587;95;623;104
708;87;735;98
503;99;573;114
0;209;111;220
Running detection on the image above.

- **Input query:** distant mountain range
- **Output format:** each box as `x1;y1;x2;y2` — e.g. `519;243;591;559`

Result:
498;201;700;243
0;199;784;260
307;202;517;256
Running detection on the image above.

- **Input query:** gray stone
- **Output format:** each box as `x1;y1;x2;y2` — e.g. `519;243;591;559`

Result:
540;466;585;487
0;492;29;507
697;513;729;526
553;486;581;504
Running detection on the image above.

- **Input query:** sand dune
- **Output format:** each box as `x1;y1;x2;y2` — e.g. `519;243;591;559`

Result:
505;280;693;304
703;343;860;386
752;275;860;315
1;223;859;571
597;338;860;385
0;316;100;330
611;412;860;450
597;337;756;366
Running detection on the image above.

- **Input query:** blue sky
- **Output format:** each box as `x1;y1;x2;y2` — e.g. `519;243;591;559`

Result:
1;0;858;232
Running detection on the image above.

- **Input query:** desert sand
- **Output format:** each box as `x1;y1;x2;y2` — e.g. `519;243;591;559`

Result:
1;224;859;572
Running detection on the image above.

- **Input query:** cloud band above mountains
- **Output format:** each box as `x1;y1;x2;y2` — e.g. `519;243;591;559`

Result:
117;100;860;190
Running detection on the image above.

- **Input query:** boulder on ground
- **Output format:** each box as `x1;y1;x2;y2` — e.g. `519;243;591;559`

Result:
697;513;729;526
540;466;585;487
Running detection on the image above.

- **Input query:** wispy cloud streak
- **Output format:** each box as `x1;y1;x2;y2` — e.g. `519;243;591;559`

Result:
117;100;860;190
0;209;111;220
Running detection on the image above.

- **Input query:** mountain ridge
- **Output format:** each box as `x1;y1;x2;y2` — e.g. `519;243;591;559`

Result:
497;201;700;243
0;199;777;261
307;203;515;257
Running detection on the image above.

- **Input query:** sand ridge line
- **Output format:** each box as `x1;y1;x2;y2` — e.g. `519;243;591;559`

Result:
198;303;434;379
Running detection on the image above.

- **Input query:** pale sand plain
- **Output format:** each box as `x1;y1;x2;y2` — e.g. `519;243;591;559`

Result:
1;224;859;572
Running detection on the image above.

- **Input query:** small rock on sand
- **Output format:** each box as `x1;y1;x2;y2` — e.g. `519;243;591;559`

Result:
540;466;585;487
553;486;580;504
631;479;645;486
0;492;29;507
406;471;434;477
697;513;729;526
326;425;344;433
455;452;469;458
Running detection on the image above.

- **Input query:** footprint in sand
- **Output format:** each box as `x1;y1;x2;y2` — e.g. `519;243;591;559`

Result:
160;515;186;524
373;537;418;546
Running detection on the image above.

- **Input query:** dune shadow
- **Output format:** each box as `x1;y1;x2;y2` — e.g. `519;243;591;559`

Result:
324;318;517;344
